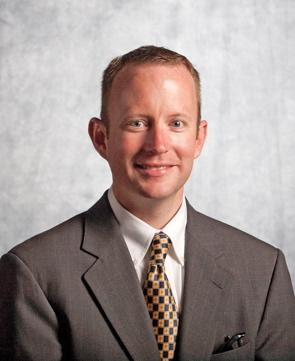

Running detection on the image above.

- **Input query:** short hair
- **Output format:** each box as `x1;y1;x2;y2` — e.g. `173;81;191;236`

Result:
100;45;201;125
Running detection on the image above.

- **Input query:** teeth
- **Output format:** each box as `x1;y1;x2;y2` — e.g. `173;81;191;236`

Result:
138;165;167;169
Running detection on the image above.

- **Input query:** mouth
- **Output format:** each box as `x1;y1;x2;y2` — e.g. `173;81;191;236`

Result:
135;164;172;170
134;163;175;176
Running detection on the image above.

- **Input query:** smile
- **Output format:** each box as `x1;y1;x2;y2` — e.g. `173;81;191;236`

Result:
135;163;175;177
136;164;172;170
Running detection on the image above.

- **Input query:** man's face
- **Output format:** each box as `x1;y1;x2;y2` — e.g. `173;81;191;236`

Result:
93;63;206;207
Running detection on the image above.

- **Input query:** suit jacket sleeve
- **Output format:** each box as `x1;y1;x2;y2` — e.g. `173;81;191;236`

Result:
255;249;295;360
0;252;62;361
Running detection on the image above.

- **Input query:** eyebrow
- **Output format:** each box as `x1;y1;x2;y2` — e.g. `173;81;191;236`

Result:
123;113;150;119
168;113;190;118
122;112;190;120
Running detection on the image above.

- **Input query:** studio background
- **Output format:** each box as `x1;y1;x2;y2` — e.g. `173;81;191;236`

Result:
1;0;294;286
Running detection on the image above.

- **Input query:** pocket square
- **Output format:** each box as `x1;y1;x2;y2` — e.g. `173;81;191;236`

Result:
216;332;246;353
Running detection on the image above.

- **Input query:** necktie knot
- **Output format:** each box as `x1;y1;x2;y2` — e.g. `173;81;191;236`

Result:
149;231;171;266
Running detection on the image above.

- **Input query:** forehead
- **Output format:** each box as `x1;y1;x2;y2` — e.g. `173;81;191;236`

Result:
111;63;196;92
107;64;198;120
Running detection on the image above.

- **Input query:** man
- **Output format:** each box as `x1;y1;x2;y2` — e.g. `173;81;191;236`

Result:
0;46;294;361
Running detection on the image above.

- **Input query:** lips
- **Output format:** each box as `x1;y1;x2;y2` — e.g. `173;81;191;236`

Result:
134;163;175;176
136;164;171;169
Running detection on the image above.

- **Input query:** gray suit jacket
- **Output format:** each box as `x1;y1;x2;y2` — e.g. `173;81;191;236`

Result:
1;192;295;361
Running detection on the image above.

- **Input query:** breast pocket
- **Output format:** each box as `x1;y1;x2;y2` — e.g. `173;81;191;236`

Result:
210;342;252;361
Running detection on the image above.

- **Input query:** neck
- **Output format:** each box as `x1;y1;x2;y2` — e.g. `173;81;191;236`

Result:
112;189;184;229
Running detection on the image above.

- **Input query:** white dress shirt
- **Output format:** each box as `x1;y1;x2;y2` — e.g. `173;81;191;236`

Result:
108;188;186;313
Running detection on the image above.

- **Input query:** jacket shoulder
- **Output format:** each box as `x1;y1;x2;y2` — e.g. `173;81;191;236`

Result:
186;202;279;264
8;213;85;265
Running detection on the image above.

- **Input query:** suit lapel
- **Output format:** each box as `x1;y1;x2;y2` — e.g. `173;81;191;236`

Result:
176;202;233;361
81;193;160;361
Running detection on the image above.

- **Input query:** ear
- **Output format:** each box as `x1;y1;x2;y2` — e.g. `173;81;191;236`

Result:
194;120;207;158
88;117;108;160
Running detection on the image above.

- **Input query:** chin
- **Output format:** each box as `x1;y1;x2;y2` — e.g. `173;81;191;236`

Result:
136;184;182;201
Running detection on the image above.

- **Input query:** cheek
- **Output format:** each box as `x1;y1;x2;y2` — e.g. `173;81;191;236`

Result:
120;134;144;155
174;136;197;159
107;134;142;164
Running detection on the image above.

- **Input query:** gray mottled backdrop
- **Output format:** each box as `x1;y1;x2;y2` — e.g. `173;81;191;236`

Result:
1;0;294;285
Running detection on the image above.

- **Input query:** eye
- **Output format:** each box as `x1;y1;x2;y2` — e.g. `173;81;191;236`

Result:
171;119;184;128
127;119;146;128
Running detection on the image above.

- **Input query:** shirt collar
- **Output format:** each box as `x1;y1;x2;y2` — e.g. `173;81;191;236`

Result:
108;188;186;266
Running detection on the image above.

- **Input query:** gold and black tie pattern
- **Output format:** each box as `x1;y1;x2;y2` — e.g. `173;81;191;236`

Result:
143;232;178;361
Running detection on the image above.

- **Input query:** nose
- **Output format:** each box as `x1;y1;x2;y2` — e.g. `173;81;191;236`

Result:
144;124;168;154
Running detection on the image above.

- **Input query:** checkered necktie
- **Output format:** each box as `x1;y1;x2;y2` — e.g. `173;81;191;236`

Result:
143;232;179;361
